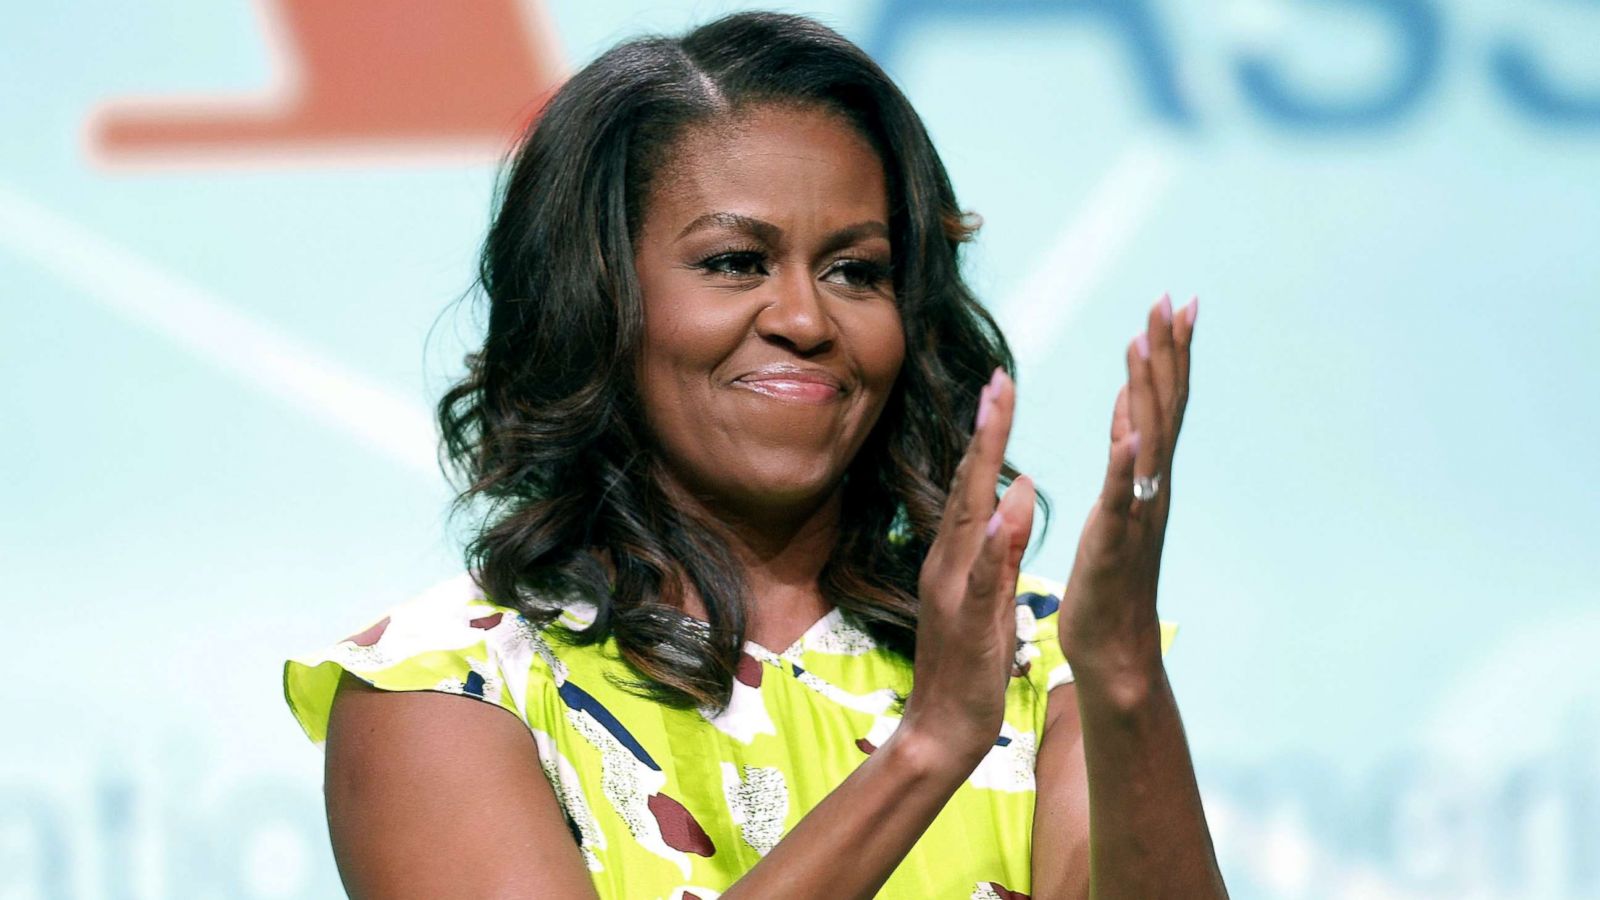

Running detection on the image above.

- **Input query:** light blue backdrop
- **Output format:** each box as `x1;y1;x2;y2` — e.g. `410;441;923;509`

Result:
3;1;1598;897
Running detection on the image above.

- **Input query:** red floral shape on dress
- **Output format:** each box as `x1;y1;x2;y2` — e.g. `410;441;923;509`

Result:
735;651;764;688
648;793;716;857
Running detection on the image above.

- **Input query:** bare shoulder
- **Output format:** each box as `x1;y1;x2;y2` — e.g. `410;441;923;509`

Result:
324;671;599;900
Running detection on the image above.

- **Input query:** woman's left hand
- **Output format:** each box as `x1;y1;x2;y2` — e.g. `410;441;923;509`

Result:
1058;293;1196;680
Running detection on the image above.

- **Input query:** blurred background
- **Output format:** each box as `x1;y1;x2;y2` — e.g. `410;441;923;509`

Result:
3;1;1597;897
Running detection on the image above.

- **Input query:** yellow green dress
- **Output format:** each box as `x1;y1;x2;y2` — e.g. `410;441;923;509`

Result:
284;572;1175;899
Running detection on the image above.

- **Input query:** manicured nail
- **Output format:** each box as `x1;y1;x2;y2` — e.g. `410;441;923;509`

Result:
976;387;991;430
1129;430;1141;457
1159;293;1173;322
1186;296;1199;326
986;510;1004;537
1135;332;1150;359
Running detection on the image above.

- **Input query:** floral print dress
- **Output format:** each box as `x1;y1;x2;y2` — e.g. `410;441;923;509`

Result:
284;572;1176;899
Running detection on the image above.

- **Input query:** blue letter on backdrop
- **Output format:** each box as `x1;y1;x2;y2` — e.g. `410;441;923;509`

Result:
1237;0;1442;129
1491;9;1600;126
865;0;1195;124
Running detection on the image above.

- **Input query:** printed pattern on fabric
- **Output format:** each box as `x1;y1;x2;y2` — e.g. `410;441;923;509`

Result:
283;571;1177;899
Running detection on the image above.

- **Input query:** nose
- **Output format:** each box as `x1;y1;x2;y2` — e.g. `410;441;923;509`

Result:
754;270;835;355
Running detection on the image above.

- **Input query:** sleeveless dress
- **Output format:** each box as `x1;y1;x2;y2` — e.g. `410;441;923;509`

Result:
283;572;1176;899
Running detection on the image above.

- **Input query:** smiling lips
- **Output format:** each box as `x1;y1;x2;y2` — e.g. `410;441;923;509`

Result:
733;366;846;404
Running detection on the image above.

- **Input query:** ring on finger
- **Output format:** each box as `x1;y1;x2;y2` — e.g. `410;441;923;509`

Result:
1133;472;1162;502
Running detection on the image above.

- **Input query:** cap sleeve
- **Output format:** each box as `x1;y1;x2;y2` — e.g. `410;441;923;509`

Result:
283;573;548;745
1014;572;1179;693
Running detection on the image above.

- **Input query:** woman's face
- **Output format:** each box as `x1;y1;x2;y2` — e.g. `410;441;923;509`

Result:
632;104;905;520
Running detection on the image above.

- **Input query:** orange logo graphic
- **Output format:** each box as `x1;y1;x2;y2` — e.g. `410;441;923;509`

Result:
86;0;566;167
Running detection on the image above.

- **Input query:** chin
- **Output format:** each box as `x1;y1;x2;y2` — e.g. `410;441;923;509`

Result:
718;453;845;510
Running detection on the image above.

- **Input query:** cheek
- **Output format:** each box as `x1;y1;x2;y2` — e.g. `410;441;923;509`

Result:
858;306;907;390
638;265;733;370
634;282;751;449
641;301;748;380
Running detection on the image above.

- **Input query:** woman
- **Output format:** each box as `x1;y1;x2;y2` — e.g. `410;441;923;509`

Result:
285;11;1225;898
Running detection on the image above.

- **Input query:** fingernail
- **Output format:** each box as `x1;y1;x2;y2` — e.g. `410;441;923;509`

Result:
1186;296;1199;326
976;388;991;430
1129;430;1141;457
1159;293;1173;322
986;510;1003;537
1135;332;1150;359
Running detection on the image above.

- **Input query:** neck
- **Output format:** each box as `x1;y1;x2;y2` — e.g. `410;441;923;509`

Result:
656;472;843;645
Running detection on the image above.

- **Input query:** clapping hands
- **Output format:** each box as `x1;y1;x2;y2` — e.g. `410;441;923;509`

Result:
1060;293;1197;679
905;292;1196;757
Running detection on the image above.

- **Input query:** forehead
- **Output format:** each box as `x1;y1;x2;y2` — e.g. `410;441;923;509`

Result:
643;105;889;234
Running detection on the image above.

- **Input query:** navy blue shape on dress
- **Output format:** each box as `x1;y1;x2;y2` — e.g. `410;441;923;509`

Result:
1017;592;1061;620
558;680;661;771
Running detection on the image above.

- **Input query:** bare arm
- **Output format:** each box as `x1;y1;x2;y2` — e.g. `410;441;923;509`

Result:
1075;657;1223;897
718;723;984;898
324;675;600;899
1031;686;1091;900
1031;294;1226;898
1032;674;1224;900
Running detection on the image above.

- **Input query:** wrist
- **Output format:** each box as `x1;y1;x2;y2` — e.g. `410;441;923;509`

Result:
883;720;985;784
1061;608;1162;683
1066;643;1167;715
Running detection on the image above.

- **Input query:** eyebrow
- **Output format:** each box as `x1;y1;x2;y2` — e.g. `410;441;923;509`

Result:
675;212;890;253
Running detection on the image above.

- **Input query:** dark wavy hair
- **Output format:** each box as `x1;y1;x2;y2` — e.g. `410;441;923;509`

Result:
438;11;1039;713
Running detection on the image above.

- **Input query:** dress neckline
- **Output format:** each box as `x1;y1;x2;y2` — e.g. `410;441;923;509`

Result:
744;606;843;659
553;597;847;661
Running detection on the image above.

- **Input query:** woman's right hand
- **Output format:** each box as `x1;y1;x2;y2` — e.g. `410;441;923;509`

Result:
902;367;1036;762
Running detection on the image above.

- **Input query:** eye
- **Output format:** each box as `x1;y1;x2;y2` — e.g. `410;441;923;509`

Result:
697;250;768;278
824;259;892;292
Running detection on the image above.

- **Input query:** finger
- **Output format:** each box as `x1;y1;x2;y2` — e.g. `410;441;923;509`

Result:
968;502;1024;691
996;475;1036;592
966;499;1011;616
1110;383;1131;444
1127;332;1163;485
1147;293;1178;427
975;480;1033;645
1100;430;1140;517
1172;295;1197;445
934;367;1015;563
